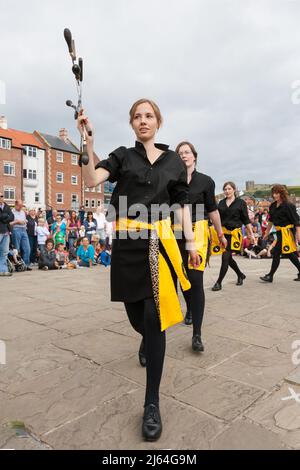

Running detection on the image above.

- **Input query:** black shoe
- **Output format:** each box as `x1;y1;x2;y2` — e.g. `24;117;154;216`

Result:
192;335;204;352
236;273;246;286
26;267;32;271
142;404;162;441
212;282;222;291
260;274;273;283
184;310;193;325
138;339;146;367
294;273;300;281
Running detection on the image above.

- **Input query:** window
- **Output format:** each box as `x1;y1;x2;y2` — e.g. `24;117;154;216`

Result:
85;199;90;208
23;169;27;178
25;146;37;157
56;172;64;183
0;138;11;150
3;162;15;176
71;154;78;165
35;192;40;203
28;169;37;180
97;200;102;207
56;151;63;162
85;187;89;192
91;199;96;208
72;194;79;203
71;175;78;185
56;193;63;204
97;184;102;193
4;187;15;200
91;187;95;192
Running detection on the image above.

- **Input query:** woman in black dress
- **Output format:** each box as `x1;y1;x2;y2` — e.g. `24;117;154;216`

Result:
77;99;199;441
175;141;227;352
260;185;300;282
212;181;255;291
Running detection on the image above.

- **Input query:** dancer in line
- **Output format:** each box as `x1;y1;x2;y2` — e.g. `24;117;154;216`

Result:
175;141;227;351
77;99;199;442
212;181;255;291
260;184;300;283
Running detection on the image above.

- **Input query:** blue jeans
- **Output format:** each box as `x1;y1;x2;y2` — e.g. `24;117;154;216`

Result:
0;233;10;272
12;228;30;267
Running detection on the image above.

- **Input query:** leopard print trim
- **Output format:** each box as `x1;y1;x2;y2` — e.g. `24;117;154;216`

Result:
149;229;161;328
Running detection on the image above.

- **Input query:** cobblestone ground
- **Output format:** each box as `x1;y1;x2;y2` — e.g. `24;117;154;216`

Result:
0;256;299;450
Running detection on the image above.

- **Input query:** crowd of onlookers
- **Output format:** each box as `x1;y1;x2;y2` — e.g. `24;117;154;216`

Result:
1;198;299;276
0;197;112;276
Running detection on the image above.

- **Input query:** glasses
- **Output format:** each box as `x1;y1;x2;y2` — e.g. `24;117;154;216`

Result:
178;150;193;157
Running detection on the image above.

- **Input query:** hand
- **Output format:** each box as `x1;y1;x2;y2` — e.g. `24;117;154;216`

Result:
189;250;200;268
219;235;227;249
77;109;93;143
250;235;256;244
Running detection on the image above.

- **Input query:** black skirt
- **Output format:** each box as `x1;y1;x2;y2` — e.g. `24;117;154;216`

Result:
110;230;153;303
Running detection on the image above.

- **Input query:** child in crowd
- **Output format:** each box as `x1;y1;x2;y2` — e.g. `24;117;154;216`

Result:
54;225;65;247
56;243;69;268
79;225;85;238
36;217;50;252
38;239;59;270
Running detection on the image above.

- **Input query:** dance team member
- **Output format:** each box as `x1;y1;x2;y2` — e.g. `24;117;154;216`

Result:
77;99;199;441
175;141;227;351
212;181;255;291
260;184;300;282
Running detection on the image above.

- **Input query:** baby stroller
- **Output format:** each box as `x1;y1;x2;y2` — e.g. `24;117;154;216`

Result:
7;249;27;273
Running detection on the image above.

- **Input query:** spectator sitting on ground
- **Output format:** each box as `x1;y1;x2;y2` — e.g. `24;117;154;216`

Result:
76;236;95;267
38;239;59;270
36;217;50;253
56;243;69;268
68;238;79;268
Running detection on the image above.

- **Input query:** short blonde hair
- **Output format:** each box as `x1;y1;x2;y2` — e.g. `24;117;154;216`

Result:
129;99;163;129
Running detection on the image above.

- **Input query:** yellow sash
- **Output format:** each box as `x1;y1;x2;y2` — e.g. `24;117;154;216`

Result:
275;224;297;254
210;226;225;256
223;227;243;251
116;218;191;331
188;220;209;271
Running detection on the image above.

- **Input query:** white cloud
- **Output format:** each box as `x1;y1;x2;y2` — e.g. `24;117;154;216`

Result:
1;0;300;193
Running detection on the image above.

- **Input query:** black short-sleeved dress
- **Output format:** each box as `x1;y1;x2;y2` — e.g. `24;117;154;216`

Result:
218;197;250;252
175;170;218;267
95;141;189;303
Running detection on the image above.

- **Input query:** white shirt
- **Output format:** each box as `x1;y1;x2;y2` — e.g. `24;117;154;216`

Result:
94;212;106;230
12;209;27;229
37;226;50;244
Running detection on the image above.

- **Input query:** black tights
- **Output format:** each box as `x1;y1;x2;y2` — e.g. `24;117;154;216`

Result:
124;298;166;407
217;250;243;285
269;247;300;277
183;270;205;336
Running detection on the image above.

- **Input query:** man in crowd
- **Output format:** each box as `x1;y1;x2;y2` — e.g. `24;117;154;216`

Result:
0;191;14;276
11;200;31;271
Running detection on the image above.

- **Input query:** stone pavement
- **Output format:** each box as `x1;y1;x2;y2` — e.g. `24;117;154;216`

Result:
0;256;299;450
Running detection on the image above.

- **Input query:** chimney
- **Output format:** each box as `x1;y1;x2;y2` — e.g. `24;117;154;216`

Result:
0;116;7;129
59;128;68;142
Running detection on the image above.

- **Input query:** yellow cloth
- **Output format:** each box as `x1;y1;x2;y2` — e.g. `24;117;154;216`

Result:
275;224;297;254
223;227;243;251
188;220;209;271
116;218;191;331
210;226;225;256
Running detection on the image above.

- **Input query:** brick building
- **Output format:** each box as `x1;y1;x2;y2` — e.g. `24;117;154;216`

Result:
0;125;23;204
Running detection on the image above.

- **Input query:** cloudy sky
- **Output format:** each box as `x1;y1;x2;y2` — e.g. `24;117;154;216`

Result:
1;0;300;193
